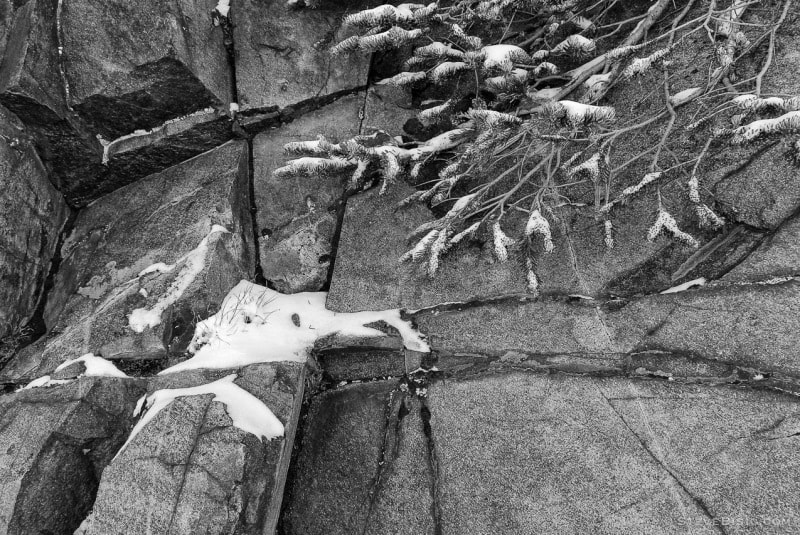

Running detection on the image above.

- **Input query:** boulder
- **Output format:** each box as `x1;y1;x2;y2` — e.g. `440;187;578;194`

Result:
0;140;254;382
78;363;305;535
61;0;231;139
0;104;68;339
233;0;371;111
253;95;362;292
0;377;144;535
0;0;234;205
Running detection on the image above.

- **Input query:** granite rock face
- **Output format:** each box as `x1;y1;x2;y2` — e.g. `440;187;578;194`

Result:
426;374;800;535
0;104;68;339
0;0;234;205
61;0;232;139
78;363;305;535
0;377;144;535
0;140;254;381
280;380;401;535
254;95;362;293
233;0;371;111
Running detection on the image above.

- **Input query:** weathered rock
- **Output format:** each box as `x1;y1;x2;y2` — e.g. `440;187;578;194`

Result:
426;373;800;534
280;380;400;535
722;212;800;282
711;16;800;231
360;84;417;137
0;0;234;205
0;377;144;535
78;363;305;535
62;0;231;139
599;379;800;534
414;297;617;358
606;281;800;374
0;0;103;196
327;183;529;312
713;143;800;230
0;140;254;381
363;398;436;535
233;0;371;111
253;95;362;292
0;104;68;339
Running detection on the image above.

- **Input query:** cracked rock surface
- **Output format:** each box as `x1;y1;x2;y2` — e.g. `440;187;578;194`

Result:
77;363;304;535
0;377;144;535
0;140;254;382
0;104;68;339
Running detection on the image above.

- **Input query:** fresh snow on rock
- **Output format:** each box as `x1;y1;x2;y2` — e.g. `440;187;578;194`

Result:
128;225;229;333
18;354;128;391
660;277;707;294
54;353;128;378
18;376;73;391
215;0;231;16
116;374;283;460
160;280;429;374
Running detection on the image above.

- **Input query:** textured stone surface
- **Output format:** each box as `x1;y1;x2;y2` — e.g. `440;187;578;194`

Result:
327;183;529;312
362;398;436;535
233;0;371;111
280;380;399;535
0;377;144;535
722;212;800;282
0;0;234;206
254;95;362;292
62;0;231;138
415;298;617;357
325;178;707;312
606;281;800;374
0;104;68;338
78;363;305;535
713;143;800;230
426;373;800;535
0;140;254;381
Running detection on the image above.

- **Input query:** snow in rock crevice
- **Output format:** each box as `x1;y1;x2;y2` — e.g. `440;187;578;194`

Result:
128;225;229;333
160;280;430;374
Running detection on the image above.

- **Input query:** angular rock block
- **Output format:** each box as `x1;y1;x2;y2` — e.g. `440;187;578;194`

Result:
414;297;617;358
0;140;254;381
0;104;68;339
281;380;406;535
77;363;305;535
233;0;371;111
61;0;231;139
426;373;800;535
606;281;800;375
0;0;233;205
326;183;528;312
0;377;144;535
253;94;362;293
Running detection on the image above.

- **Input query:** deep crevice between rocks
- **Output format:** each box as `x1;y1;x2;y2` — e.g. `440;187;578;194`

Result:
0;208;78;376
419;399;443;535
360;386;406;535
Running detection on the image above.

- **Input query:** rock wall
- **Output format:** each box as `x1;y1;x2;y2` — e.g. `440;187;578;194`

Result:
1;1;800;534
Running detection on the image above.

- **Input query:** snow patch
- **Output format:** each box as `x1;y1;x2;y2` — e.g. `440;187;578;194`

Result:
55;353;128;378
128;225;229;333
660;278;707;294
215;0;231;16
160;280;429;374
18;376;73;391
115;374;283;460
